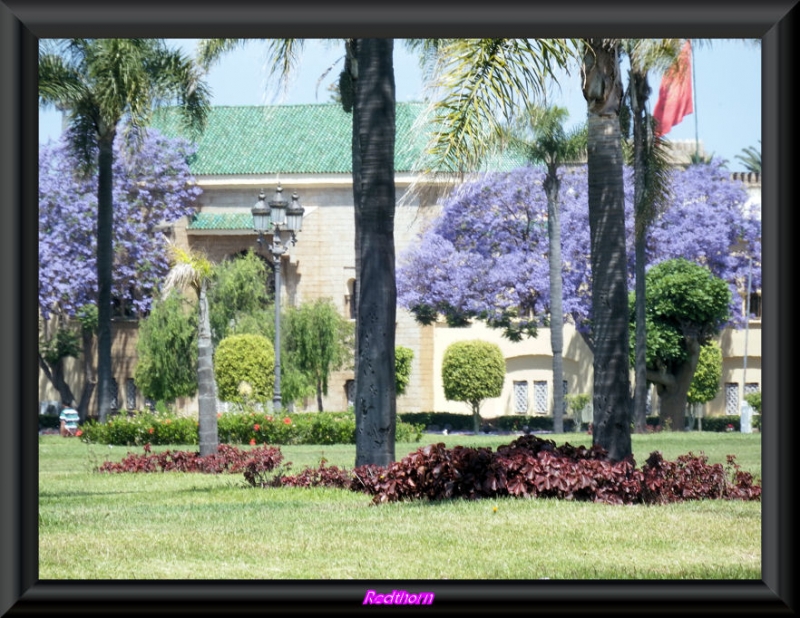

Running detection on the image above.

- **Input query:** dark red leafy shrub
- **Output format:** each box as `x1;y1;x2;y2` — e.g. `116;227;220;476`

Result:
97;443;284;476
345;436;760;506
641;451;761;503
265;458;353;490
95;435;761;507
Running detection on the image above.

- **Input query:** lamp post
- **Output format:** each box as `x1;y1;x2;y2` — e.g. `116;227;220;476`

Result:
740;255;753;433
252;184;304;413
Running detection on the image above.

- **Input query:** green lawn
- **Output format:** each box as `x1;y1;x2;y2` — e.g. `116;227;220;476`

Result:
38;431;761;580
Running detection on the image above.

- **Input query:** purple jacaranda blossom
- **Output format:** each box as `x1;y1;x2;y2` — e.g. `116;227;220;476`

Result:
39;129;202;322
397;160;760;338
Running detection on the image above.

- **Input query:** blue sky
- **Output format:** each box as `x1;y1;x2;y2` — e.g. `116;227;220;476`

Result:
39;38;761;170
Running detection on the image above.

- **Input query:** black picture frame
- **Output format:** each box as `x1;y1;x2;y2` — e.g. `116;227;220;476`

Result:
2;1;795;614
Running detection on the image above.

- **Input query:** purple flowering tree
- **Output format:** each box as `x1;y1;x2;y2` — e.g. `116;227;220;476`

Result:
398;165;593;340
397;160;760;423
38;130;202;418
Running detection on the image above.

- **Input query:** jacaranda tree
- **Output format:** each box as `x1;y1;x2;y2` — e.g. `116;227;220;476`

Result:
39;38;209;422
397;160;760;427
38;130;201;419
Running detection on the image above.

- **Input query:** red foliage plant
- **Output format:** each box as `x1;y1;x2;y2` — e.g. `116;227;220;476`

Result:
95;435;761;506
97;443;285;477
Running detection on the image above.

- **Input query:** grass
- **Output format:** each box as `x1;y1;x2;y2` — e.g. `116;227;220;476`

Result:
38;431;762;580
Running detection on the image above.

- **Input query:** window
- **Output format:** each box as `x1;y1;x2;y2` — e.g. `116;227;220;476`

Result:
747;292;762;319
533;381;548;414
745;383;759;397
725;383;739;415
126;378;137;411
112;285;144;319
513;381;528;414
110;378;119;410
345;380;355;407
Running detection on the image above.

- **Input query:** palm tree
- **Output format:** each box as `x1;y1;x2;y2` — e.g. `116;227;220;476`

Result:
38;39;209;422
735;140;761;173
502;105;587;433
623;39;681;434
420;39;638;460
580;39;632;461
348;39;398;467
162;245;218;457
199;38;399;466
419;39;578;177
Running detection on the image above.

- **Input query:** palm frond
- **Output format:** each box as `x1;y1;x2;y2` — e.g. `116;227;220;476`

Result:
625;39;684;74
498;104;586;167
41;38;211;161
636;126;674;237
423;38;579;175
38;52;89;110
196;38;248;70
145;46;211;139
162;244;214;297
735;141;761;174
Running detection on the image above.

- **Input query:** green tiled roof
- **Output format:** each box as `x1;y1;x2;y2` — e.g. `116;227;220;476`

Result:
187;212;256;231
151;103;444;176
151;103;528;176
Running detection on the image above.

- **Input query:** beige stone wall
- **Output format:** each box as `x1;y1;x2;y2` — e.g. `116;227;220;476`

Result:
38;173;761;422
427;320;595;419
38;319;151;414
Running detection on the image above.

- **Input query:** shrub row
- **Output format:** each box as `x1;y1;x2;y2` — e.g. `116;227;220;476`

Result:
99;435;761;506
398;412;761;433
80;410;424;446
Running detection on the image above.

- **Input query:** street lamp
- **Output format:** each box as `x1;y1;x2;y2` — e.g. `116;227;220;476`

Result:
252;184;304;413
740;255;753;433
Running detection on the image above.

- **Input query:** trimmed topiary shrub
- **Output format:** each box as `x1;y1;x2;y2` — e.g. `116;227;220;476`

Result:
442;340;506;434
214;333;275;405
395;345;414;396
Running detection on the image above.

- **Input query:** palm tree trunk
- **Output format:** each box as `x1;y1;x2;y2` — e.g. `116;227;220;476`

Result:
347;39;362;419
96;133;115;423
197;279;218;456
352;38;397;468
78;324;96;423
631;66;650;435
544;166;565;433
582;40;632;461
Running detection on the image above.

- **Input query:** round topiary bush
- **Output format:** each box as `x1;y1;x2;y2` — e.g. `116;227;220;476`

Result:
214;334;275;405
442;339;506;433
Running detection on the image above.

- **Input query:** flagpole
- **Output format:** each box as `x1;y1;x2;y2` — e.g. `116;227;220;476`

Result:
691;39;699;161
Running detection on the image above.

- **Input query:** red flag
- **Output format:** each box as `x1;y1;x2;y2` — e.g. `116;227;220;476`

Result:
652;40;694;137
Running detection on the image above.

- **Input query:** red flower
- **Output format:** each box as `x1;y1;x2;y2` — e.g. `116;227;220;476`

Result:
266;415;274;422
75;430;83;437
249;438;257;446
253;424;260;431
283;417;292;425
148;427;155;434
